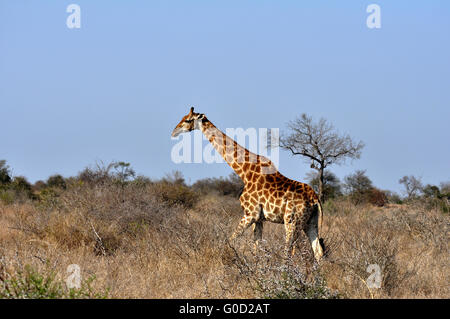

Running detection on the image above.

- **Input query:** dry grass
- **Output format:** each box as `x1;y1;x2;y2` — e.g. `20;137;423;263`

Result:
321;200;449;298
0;181;448;298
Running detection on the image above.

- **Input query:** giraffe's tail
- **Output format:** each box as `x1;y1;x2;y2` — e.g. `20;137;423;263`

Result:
316;199;326;256
317;200;323;236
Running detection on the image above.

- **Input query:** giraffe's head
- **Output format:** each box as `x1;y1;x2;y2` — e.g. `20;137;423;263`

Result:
171;107;206;138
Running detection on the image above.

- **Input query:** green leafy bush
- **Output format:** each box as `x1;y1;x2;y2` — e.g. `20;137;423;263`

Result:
37;187;61;209
0;176;34;204
0;265;108;299
0;190;15;205
46;175;67;189
0;160;12;185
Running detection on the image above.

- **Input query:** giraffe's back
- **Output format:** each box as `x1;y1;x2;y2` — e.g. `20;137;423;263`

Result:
241;168;318;224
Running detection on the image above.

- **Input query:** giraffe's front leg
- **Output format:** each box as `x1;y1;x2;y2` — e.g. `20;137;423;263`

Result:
230;205;261;242
230;214;255;241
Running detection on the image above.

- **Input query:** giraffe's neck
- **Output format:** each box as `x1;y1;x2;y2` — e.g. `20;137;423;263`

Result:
200;118;261;180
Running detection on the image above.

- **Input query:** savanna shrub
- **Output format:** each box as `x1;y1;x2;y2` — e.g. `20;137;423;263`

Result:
152;181;199;208
367;188;388;207
46;174;67;189
225;241;340;299
192;173;243;198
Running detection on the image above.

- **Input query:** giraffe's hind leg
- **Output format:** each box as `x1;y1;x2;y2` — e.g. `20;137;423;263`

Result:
284;204;318;263
252;220;263;243
305;205;324;262
284;222;298;258
283;205;301;258
304;205;323;261
284;222;306;260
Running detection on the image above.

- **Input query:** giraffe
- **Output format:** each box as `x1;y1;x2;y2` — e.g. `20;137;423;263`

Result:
171;107;325;261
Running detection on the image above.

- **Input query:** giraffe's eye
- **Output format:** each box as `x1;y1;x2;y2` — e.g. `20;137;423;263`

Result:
184;119;193;123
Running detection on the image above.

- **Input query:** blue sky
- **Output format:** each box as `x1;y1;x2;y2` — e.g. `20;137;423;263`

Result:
1;0;449;193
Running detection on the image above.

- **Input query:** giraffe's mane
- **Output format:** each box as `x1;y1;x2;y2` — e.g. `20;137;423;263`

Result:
201;118;275;168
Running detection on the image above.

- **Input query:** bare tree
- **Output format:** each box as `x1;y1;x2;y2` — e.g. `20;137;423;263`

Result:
279;114;364;202
399;175;423;199
113;161;136;183
343;170;374;205
439;181;450;196
343;170;373;195
162;170;186;185
305;170;342;201
0;160;12;185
